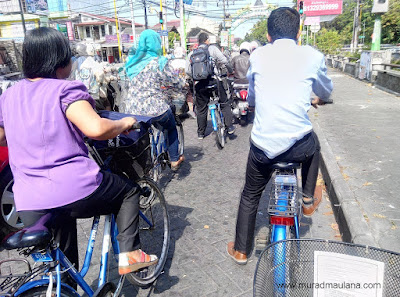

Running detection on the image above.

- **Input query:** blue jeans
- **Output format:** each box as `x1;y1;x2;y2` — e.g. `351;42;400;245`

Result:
152;108;180;162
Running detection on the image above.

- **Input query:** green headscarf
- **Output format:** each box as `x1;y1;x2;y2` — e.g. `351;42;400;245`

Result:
124;29;168;79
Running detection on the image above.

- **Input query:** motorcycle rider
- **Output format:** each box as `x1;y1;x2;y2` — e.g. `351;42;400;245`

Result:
231;42;251;84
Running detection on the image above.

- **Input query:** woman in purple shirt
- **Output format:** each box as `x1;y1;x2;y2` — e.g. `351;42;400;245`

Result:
0;27;157;275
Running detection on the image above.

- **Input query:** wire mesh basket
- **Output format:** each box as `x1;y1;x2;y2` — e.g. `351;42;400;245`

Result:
0;259;49;297
254;239;400;297
267;173;299;218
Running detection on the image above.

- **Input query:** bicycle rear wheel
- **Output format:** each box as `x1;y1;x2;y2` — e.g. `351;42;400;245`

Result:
126;178;170;287
215;110;225;149
19;286;77;297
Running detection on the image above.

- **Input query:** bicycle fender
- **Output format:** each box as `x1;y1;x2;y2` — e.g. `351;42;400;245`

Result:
209;109;218;131
272;225;287;243
14;279;80;297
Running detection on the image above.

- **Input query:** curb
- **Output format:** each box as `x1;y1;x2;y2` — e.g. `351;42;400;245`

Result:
312;121;379;247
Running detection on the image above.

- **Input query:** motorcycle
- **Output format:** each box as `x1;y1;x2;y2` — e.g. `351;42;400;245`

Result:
231;82;250;125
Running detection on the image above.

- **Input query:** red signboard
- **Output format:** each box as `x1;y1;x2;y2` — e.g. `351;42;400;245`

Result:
66;22;75;41
299;0;343;16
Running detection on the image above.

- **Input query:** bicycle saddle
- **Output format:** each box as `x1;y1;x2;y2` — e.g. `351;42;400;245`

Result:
233;83;249;89
271;162;301;170
2;213;52;250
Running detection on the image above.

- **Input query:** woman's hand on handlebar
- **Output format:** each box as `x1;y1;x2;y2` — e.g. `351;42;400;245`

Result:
121;117;139;134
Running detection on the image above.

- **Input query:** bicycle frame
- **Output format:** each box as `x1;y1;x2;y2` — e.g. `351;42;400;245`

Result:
268;169;301;295
208;101;220;132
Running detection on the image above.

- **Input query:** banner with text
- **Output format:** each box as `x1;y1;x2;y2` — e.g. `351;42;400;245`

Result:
299;0;342;16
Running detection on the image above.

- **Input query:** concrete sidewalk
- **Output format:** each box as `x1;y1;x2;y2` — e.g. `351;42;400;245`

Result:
310;68;400;252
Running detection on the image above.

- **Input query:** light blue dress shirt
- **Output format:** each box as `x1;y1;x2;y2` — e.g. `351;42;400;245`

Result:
247;39;333;159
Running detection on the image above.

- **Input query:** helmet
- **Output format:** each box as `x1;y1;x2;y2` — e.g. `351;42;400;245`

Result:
250;41;260;52
75;43;88;56
239;42;251;54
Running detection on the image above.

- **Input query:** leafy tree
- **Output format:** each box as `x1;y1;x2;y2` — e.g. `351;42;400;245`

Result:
315;28;342;54
244;18;268;45
381;0;400;44
168;31;180;49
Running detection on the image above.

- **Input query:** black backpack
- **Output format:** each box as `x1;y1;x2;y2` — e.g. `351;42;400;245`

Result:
190;45;213;81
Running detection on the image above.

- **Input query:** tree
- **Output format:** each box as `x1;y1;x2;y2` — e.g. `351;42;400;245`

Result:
381;0;400;44
315;28;342;54
244;18;268;45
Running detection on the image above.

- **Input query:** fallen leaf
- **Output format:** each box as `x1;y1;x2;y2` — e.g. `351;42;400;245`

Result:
373;214;386;219
363;182;373;186
336;156;341;161
204;225;210;229
331;223;339;231
342;173;350;180
391;222;397;230
323;211;334;216
376;136;381;139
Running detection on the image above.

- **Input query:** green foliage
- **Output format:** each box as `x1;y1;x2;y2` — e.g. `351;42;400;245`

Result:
168;31;180;49
315;28;343;54
381;0;400;44
243;18;268;45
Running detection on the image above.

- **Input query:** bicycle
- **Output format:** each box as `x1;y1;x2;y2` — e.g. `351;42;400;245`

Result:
0;118;170;296
205;82;226;150
149;105;185;182
254;239;400;296
254;162;302;295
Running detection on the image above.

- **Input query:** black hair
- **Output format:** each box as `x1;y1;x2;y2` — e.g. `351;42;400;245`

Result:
23;27;72;79
240;49;250;55
267;7;300;42
198;32;209;44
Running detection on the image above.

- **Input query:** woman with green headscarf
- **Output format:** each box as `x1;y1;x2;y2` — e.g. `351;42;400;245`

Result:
120;29;186;170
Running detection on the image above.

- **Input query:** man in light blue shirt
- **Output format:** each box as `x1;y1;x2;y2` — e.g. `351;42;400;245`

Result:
227;7;333;264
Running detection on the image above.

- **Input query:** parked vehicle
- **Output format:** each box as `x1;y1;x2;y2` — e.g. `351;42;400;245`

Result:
0;147;23;240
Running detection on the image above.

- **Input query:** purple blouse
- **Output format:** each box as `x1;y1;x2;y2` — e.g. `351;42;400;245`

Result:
0;79;102;211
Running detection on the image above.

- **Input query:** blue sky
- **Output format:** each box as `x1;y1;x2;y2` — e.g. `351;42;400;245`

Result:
69;0;294;39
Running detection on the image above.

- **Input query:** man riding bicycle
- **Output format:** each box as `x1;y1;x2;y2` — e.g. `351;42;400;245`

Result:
227;7;333;264
187;33;235;139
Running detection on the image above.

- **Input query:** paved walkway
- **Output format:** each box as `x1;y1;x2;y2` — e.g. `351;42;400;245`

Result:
310;68;400;252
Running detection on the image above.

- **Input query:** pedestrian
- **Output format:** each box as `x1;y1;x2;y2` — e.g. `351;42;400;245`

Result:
227;7;333;264
0;27;158;276
119;29;185;170
187;32;235;139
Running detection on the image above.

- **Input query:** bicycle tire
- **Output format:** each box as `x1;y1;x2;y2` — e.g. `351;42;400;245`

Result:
215;110;225;149
126;177;170;287
19;286;77;297
177;123;184;157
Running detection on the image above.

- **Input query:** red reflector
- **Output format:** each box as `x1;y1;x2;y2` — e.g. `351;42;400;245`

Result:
240;90;247;100
270;216;294;226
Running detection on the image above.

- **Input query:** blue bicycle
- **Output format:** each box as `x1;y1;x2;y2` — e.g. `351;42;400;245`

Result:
206;83;226;149
261;162;302;296
0;119;170;296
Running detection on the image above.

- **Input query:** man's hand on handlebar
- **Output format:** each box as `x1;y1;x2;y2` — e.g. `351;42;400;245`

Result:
311;97;326;109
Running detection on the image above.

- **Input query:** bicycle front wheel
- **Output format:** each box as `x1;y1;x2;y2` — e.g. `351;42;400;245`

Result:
126;178;170;287
19;286;77;297
176;122;184;156
215;110;225;149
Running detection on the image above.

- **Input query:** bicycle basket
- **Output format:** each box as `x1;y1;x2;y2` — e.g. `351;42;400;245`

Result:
267;174;299;218
254;239;400;297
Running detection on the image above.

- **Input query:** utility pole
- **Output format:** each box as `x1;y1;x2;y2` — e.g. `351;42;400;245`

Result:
17;0;26;35
113;0;122;61
351;0;360;53
222;0;226;30
179;0;186;51
130;0;137;46
143;0;149;29
159;0;166;55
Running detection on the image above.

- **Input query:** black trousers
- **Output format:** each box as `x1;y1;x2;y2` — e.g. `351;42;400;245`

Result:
234;132;321;255
19;170;141;270
194;78;233;136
